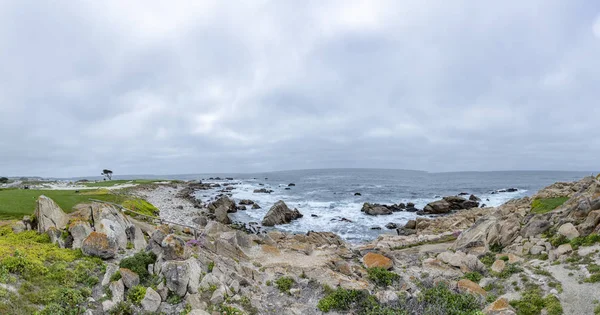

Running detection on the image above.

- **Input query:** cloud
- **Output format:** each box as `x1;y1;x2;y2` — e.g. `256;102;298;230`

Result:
0;0;599;177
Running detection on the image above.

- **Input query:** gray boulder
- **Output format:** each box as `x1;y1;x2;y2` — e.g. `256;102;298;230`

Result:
81;232;118;259
207;196;237;214
361;203;393;215
69;221;93;249
141;287;161;312
262;201;303;226
34;195;69;232
162;260;190;297
119;268;140;289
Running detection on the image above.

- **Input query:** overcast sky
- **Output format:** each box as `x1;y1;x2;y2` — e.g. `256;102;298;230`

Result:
1;1;600;177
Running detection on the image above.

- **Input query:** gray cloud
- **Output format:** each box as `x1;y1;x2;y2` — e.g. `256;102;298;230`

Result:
1;0;599;177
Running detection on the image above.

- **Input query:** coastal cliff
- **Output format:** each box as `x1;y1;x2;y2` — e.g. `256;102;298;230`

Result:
1;176;600;314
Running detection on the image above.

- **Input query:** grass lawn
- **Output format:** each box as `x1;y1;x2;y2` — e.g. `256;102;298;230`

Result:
0;189;127;220
82;179;169;187
531;197;570;214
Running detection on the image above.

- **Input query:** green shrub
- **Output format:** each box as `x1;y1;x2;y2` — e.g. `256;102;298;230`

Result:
570;234;600;249
549;235;569;248
119;251;156;284
494;263;523;279
584;273;600;283
531;197;569;214
275;276;294;294
367;267;400;287
419;283;484;315
110;271;121;282
480;253;496;267
208;261;215;273
166;291;183;304
127;285;147;305
317;288;377;313
463;272;483;283
109;301;133;315
510;286;563;315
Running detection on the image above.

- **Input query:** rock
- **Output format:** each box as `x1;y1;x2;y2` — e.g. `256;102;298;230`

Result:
161;234;190;261
210;286;226;305
483;297;517;315
385;223;398;229
91;203;134;249
578;210;600;236
361;203;393;215
404;220;417;229
529;245;545;255
186;259;202;294
252;204;261;209
469;194;481;202
162;260;190;297
69;221;93;249
46;227;67;248
239;199;255;205
521;219;551;238
437;251;485;272
261;201;303;226
423;199;453;214
11;221;26;234
457;279;486;296
102;263;119;286
363;252;393;269
185;293;207;311
34;195;69;232
354;192;362;196
110;279;125;303
156;282;168;301
102;300;116;312
208;196;237;214
132;226;147;251
254;188;273;194
188;310;210;315
556;244;573;256
491;260;506;273
462;200;480;209
396;228;417;236
311;214;319;218
214;206;231;224
141;287;161;312
82;232;118;259
375;290;399;304
370;226;382;230
558;223;580;240
288;183;296;186
458;192;469;196
407;202;415;208
236;205;247;211
119;268;140;289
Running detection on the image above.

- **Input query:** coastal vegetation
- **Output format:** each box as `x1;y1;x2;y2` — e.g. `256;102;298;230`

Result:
530;197;569;214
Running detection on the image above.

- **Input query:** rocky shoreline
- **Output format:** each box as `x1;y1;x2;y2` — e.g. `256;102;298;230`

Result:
3;176;600;314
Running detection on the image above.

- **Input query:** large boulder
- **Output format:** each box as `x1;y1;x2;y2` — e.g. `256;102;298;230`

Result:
361;203;393;215
81;232;118;259
423;200;453;214
557;223;580;240
214;205;231;224
69;221;93;249
207;197;237;214
520;219;551;238
141;287;161;312
457;279;486;296
261;201;303;226
91;203;134;250
119;268;140;289
362;252;393;269
34;195;69;232
161;234;190;261
437;251;485;272
483;298;516;315
162;260;190;297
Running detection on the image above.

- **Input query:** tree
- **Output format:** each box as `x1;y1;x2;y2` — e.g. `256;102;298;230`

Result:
101;169;113;180
0;177;8;184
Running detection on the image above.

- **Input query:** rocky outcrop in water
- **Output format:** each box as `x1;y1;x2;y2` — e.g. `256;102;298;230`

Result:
261;201;303;226
423;196;479;214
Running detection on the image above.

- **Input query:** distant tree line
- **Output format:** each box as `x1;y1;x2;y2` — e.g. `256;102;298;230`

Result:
0;177;9;183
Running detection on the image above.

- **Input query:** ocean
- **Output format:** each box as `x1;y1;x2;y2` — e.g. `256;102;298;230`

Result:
187;169;594;243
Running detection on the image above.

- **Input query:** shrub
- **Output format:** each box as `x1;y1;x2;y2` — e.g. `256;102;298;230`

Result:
166;291;183;304
463;272;483;283
109;301;133;315
584;273;600;283
367;267;400;287
510;286;563;315
531;197;569;214
549;235;569;248
317;288;377;313
275;276;294;294
570;234;600;249
480;253;496;267
208;261;215;272
110;271;121;282
127;285;147;305
119;251;156;284
494;263;523;279
419;283;484;315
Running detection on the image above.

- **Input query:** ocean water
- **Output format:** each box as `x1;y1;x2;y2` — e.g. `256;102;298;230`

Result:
189;169;593;243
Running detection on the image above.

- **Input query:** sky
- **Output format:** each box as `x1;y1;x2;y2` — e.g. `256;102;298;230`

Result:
1;1;600;177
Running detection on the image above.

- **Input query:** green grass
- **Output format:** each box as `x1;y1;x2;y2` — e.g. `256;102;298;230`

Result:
0;189;127;220
82;179;169;187
531;197;569;214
